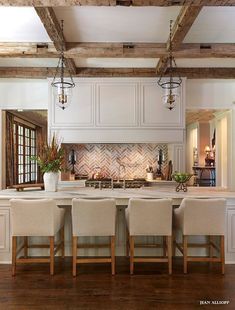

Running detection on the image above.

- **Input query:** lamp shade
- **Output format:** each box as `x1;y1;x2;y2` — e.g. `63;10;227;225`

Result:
162;87;180;111
204;145;211;153
52;79;74;110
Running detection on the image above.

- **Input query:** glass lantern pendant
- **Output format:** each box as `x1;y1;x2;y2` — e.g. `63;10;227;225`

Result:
157;20;182;111
51;20;75;110
162;87;180;111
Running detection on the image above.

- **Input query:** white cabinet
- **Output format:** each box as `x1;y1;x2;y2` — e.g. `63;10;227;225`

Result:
0;208;10;263
227;209;235;253
49;78;185;143
140;82;184;128
51;82;94;127
225;205;235;263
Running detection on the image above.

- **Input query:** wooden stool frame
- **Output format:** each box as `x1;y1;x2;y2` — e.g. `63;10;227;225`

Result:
126;233;172;275
174;234;225;274
72;236;116;277
12;226;64;276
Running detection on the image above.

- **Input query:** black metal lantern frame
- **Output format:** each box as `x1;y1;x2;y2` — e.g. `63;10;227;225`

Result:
158;20;182;110
51;20;75;110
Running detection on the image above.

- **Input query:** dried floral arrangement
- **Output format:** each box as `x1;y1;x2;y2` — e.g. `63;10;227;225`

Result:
31;134;64;173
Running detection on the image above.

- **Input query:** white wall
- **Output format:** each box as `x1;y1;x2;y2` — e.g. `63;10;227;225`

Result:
186;79;235;109
186;123;198;174
0;79;48;109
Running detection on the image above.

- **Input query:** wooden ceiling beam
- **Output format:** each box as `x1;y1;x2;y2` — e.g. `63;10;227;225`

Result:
169;67;235;79
0;0;234;6
156;5;202;75
35;7;76;74
167;6;203;50
1;66;235;79
1;42;235;58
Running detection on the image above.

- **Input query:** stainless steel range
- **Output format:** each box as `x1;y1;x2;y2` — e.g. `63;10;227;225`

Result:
85;178;149;189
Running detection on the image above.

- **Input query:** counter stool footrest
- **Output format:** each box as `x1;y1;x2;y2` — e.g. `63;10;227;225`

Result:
187;257;221;262
134;257;168;263
76;258;112;264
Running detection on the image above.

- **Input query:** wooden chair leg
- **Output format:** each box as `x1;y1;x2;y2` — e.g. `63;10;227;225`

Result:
220;235;225;275
111;236;115;275
209;235;213;259
183;235;188;274
172;232;176;257
24;236;28;258
167;236;172;275
72;236;77;277
12;236;17;277
49;236;55;276
208;235;213;268
163;236;167;257
60;226;65;258
129;236;134;275
126;228;129;257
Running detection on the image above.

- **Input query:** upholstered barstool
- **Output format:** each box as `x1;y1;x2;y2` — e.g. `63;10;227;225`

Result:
174;198;226;274
125;198;173;275
72;198;116;277
10;199;65;276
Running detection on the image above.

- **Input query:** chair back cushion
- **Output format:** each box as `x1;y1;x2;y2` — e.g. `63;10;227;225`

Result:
126;198;172;236
180;198;226;235
10;199;63;236
72;198;116;236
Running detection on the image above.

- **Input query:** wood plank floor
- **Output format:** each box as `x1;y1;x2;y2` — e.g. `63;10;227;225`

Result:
0;257;234;310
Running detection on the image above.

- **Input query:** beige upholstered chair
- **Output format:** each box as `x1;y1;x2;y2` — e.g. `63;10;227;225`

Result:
72;198;116;277
10;199;65;276
125;198;173;275
174;198;226;274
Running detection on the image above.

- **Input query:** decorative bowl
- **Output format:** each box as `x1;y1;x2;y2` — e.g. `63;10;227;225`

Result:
172;172;193;192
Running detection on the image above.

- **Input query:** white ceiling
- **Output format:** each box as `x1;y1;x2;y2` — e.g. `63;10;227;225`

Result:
0;58;58;67
0;6;234;69
176;58;235;68
184;7;235;43
74;58;158;68
0;7;51;42
54;7;181;43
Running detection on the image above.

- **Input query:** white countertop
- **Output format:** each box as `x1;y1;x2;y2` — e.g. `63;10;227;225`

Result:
0;186;235;201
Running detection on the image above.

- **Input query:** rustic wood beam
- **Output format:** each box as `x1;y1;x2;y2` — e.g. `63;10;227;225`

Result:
167;6;203;50
170;67;235;79
1;67;235;79
35;7;76;74
0;0;234;6
1;43;235;59
156;5;202;75
0;43;57;58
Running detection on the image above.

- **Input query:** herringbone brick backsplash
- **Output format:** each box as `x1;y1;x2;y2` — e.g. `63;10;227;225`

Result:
62;144;168;179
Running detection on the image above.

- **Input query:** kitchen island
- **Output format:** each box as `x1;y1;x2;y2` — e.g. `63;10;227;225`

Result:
0;186;235;264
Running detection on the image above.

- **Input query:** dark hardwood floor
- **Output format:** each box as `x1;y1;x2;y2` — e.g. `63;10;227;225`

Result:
0;257;234;310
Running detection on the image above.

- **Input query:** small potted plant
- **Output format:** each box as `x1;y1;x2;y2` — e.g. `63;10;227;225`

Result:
146;165;154;181
172;172;193;192
31;134;64;192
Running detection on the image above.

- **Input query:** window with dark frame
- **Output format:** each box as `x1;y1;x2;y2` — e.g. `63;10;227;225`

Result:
13;121;37;184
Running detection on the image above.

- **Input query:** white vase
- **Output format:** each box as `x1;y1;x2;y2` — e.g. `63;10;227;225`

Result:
146;172;154;181
43;172;59;192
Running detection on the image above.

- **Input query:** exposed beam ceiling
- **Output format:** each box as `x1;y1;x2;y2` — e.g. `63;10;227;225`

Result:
0;0;234;6
1;67;235;79
156;5;203;75
35;6;76;74
1;43;235;58
166;6;203;50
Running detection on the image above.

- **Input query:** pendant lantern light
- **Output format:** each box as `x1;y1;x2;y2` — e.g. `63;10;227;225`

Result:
51;20;75;110
158;20;182;111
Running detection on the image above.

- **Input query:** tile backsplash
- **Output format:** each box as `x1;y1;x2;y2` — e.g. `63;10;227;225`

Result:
62;143;168;180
